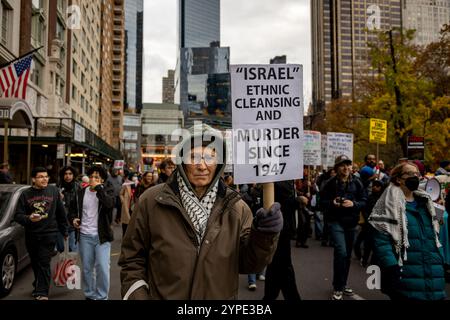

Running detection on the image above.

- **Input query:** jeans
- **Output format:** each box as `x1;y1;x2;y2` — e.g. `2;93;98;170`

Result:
79;233;111;300
25;232;57;297
329;222;357;291
248;269;265;284
314;211;323;239
56;230;78;253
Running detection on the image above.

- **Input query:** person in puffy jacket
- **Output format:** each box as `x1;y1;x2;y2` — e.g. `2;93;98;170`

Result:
369;162;446;300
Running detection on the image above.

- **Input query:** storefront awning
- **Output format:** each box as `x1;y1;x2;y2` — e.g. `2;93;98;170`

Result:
0;98;34;129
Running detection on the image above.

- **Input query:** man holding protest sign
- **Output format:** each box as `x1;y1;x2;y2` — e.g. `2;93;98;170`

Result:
231;63;304;301
119;124;282;299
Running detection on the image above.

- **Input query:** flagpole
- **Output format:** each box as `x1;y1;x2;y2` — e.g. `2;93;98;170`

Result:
0;46;43;68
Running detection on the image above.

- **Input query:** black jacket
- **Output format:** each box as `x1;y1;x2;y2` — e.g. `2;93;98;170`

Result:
68;182;115;244
14;185;68;236
59;181;80;232
320;175;367;228
274;180;297;237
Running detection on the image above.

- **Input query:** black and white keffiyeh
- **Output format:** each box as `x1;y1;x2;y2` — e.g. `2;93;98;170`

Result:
177;172;218;244
369;184;441;266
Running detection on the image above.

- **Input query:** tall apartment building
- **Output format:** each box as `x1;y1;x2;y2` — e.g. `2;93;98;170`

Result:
111;0;125;150
1;1;121;180
311;0;402;113
162;69;175;103
124;0;143;113
99;0;114;146
69;1;102;134
403;0;450;45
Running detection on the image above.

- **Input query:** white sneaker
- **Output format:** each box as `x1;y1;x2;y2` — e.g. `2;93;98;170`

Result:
343;287;354;296
257;275;265;281
332;291;343;300
248;283;257;291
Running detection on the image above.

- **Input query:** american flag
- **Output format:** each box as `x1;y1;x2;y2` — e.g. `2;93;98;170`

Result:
0;54;33;99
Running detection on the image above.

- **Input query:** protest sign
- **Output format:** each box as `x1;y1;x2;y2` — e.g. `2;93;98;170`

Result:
231;64;303;184
369;118;387;144
326;132;353;167
303;130;321;166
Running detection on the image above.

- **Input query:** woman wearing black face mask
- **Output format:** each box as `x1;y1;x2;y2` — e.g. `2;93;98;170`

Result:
368;162;446;300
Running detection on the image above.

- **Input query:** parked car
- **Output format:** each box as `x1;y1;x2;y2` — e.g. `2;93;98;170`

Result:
0;184;30;297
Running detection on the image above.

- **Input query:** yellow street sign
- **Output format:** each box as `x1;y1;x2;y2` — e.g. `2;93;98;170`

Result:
369;118;387;144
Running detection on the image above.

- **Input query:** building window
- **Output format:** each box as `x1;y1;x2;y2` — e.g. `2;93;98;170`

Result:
123;131;138;140
56;20;64;41
72;35;77;54
56;75;61;96
124;142;137;151
123;117;140;127
31;8;45;50
72;60;77;77
0;1;12;46
81;95;85;111
30;60;43;87
71;85;77;101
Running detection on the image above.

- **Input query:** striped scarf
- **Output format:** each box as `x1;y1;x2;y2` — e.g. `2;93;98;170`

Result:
177;172;218;244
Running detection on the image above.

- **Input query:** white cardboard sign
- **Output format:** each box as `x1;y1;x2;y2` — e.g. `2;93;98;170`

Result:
231;64;303;184
303;131;322;166
326;132;354;168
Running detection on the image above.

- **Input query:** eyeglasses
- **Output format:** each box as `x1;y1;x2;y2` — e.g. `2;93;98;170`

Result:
35;176;49;179
187;151;217;166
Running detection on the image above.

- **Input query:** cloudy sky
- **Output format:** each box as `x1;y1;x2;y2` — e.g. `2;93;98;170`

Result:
143;0;311;106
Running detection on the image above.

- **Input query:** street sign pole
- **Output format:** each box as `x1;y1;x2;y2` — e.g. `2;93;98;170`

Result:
376;142;379;163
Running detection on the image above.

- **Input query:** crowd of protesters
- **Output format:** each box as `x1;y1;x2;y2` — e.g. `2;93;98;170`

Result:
5;132;450;301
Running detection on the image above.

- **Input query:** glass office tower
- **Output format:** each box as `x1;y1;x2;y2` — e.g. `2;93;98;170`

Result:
178;46;230;120
124;0;143;112
179;0;220;48
176;0;231;128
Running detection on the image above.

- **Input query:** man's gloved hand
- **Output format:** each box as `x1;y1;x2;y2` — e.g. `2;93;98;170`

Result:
253;202;283;233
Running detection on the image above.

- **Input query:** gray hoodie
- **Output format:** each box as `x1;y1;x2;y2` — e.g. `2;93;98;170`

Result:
173;123;227;197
